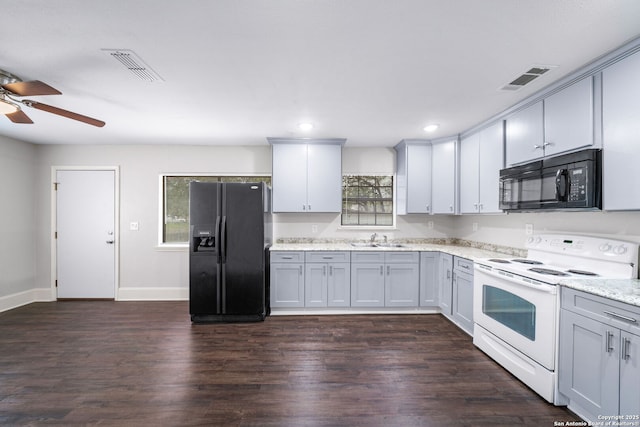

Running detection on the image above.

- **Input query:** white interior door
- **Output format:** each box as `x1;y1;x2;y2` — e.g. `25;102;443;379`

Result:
56;169;116;299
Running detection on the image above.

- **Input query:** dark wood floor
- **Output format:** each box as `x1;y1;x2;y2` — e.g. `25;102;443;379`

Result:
0;302;581;426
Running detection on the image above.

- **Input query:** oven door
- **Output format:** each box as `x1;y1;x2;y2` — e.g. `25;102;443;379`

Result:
473;266;558;370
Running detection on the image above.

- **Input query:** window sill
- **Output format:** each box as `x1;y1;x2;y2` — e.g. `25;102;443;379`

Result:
156;243;188;252
338;225;398;231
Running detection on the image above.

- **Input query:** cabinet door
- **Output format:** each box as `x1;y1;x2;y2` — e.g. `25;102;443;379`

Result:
558;310;619;418
452;270;474;335
439;254;453;316
270;263;305;307
619;331;640;417
419;252;439;307
272;144;308;212
327;263;351;307
350;263;385;307
544;77;594;157
431;140;456;214
307;144;342;212
505;101;544;166
385;263;420;307
478;121;504;213
603;50;640;210
305;263;327;307
459;132;480;213
407;144;433;213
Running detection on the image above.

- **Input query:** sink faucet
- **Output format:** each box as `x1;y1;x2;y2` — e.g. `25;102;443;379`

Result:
383;235;388;244
370;233;378;243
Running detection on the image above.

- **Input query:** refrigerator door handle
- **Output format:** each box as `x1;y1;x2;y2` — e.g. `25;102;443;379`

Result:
215;216;221;263
221;216;227;263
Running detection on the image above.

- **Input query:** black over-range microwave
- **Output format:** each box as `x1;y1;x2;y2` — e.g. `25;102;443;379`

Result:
499;148;602;211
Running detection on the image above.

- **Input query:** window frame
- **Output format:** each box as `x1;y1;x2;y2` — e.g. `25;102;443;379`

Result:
340;173;396;230
157;173;271;248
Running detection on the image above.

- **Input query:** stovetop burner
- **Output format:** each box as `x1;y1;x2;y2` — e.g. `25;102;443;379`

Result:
528;267;570;276
488;259;511;263
512;259;543;265
566;269;599;276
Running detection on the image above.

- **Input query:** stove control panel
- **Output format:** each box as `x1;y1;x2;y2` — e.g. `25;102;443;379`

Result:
526;234;639;267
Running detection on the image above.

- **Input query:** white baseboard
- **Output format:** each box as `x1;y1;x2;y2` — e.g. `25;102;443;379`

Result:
117;287;188;301
0;288;55;313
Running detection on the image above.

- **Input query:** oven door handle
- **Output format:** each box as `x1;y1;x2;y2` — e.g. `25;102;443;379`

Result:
475;266;557;294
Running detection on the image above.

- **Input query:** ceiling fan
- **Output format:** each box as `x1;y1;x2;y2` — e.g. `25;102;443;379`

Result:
0;69;105;127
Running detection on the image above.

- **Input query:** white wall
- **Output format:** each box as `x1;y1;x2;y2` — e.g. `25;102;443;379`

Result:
0;136;37;302
2;141;634;303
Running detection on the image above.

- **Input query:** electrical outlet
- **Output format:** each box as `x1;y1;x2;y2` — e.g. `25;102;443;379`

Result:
427;221;434;229
311;225;318;233
525;223;533;235
472;222;478;232
130;222;139;231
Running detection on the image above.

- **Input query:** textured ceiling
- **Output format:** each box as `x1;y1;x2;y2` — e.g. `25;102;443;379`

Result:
1;0;640;146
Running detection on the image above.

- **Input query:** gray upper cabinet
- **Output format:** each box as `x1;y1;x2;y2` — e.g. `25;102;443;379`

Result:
543;77;594;157
269;138;345;213
603;49;640;210
395;140;432;214
460;121;504;214
505;76;594;166
431;139;457;214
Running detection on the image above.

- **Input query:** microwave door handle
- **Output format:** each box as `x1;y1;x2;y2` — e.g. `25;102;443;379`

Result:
555;169;569;201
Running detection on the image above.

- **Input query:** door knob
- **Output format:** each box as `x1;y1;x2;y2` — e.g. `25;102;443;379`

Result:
106;240;115;244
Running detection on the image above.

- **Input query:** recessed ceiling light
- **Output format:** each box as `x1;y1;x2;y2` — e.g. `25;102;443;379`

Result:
423;124;439;132
298;122;314;131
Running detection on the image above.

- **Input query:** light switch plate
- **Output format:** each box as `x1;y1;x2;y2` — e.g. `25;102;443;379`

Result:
130;222;139;231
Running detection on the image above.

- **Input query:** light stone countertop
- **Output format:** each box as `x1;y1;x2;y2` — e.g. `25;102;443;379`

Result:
269;241;518;262
559;278;640;308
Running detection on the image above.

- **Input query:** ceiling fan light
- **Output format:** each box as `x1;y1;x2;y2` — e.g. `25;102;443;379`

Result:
0;99;19;114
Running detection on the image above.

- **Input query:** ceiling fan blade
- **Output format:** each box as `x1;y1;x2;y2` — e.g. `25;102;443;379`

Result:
6;109;34;124
27;101;105;127
2;80;62;96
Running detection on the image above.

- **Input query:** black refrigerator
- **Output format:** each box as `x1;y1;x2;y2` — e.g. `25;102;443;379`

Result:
189;181;272;322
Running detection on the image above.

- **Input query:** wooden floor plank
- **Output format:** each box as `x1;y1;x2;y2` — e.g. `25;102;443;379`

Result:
0;301;581;426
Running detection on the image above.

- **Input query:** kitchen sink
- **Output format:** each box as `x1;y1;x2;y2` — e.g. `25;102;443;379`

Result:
349;242;405;248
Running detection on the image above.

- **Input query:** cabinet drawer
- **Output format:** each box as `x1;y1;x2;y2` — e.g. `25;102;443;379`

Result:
270;251;305;263
351;252;386;263
384;251;419;263
562;287;640;335
454;256;473;273
305;251;351;263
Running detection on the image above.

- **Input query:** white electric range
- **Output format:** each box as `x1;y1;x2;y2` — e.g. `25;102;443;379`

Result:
472;234;639;405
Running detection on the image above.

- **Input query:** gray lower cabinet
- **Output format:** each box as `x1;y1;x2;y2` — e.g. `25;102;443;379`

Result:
438;253;453;315
351;251;419;307
304;252;350;307
452;257;474;335
419;252;439;307
270;251;305;308
559;288;640;422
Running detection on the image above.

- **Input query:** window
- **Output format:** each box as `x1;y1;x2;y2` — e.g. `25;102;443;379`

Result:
162;175;271;244
341;175;393;226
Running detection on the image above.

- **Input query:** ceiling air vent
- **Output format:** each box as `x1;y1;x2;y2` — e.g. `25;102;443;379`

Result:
500;65;556;91
102;49;164;82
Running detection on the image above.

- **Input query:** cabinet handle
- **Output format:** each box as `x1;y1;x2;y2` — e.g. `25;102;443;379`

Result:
299;266;303;275
603;310;637;324
449;205;453;212
447;270;451;279
380;266;384;275
282;256;293;260
329;266;333;276
386;266;390;276
605;331;614;353
622;337;631;361
323;266;326;276
533;144;543;150
479;203;483;211
543;142;552;147
426;204;430;212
